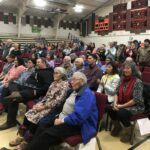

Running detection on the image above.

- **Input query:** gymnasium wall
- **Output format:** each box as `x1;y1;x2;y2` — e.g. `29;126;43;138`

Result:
81;0;150;47
0;13;80;38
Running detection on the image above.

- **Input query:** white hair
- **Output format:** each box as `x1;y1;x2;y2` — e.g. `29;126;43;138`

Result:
54;67;67;76
75;58;84;65
64;56;71;61
73;72;87;84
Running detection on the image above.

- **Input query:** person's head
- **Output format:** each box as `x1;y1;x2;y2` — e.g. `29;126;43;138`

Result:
6;54;15;63
53;67;67;81
125;57;133;62
144;39;150;48
69;53;78;64
70;72;87;90
47;53;54;60
36;57;47;69
130;42;136;49
27;58;36;69
63;56;71;65
14;57;24;67
106;62;118;75
14;43;19;50
109;42;115;48
40;44;45;49
74;58;84;69
122;61;140;78
79;55;86;61
119;44;126;50
87;54;97;66
105;57;113;65
91;43;95;48
6;39;13;45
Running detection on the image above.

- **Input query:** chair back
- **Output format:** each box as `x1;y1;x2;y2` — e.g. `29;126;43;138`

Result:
142;72;150;83
95;92;108;122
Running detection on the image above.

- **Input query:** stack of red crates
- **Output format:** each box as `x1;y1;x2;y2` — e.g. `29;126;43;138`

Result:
130;0;148;30
112;3;127;30
132;0;148;9
95;18;109;32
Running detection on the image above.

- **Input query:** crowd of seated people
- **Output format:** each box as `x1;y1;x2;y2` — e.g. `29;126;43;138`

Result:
0;38;149;150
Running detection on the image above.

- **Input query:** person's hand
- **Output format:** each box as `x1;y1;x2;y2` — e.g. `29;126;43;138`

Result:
97;79;104;86
3;81;9;87
113;103;119;111
54;118;63;125
33;104;45;112
97;79;101;84
117;104;124;109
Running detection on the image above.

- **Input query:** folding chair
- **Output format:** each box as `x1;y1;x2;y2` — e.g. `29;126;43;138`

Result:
64;92;108;150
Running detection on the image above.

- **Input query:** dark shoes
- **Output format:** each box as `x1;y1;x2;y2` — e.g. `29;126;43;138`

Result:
0;122;17;131
120;126;132;143
5;91;22;101
111;120;122;137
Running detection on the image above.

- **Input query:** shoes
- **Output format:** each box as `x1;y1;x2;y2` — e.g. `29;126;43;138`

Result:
15;141;28;150
0;122;17;131
120;126;132;143
5;91;22;102
9;136;24;147
110;120;122;137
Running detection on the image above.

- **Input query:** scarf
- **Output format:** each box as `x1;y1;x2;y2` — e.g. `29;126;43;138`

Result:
118;77;136;104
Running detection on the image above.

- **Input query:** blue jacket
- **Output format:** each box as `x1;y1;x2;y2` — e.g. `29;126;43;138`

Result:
64;85;98;144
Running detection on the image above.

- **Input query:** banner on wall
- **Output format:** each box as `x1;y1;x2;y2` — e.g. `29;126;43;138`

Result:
32;26;41;33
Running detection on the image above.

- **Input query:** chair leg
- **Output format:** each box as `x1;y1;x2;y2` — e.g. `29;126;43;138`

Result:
75;144;80;150
105;113;109;131
130;121;136;145
96;136;102;150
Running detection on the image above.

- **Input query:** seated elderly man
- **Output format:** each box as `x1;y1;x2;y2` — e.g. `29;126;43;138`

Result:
73;57;84;72
62;56;74;78
11;72;98;150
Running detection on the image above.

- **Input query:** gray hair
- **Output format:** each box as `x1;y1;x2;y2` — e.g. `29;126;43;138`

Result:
54;67;67;80
73;72;87;84
122;61;141;79
64;56;71;61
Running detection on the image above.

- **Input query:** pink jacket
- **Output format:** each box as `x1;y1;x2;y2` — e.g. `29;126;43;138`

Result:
3;65;26;82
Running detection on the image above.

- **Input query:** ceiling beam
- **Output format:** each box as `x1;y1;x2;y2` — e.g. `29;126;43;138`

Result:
18;0;31;16
46;0;76;6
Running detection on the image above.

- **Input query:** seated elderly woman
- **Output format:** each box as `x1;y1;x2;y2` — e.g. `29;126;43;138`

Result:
97;61;120;103
107;61;145;143
8;67;69;147
8;72;98;150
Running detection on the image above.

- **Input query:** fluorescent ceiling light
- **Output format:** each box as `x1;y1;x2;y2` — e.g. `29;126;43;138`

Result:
73;5;84;13
34;0;46;7
0;0;3;3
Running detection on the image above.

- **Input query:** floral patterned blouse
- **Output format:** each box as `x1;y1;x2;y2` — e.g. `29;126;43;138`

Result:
25;80;69;124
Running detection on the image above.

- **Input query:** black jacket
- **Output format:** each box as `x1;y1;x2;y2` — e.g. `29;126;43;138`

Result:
25;67;54;97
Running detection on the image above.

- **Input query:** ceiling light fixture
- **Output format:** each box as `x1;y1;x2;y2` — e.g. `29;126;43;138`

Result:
73;4;84;13
33;0;46;7
0;0;3;3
